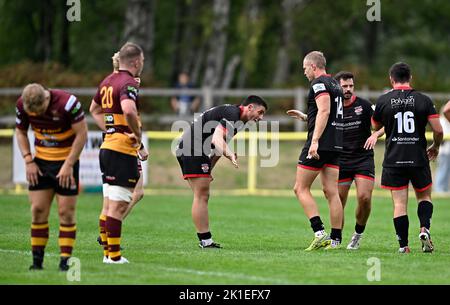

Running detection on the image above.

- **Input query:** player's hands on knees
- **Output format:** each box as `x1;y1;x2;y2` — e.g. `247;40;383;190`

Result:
138;146;149;161
307;142;320;160
26;162;43;187
364;134;378;150
226;152;239;168
286;109;308;121
427;143;439;161
56;163;75;189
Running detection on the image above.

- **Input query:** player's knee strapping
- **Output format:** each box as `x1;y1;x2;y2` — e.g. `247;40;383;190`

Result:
107;185;133;203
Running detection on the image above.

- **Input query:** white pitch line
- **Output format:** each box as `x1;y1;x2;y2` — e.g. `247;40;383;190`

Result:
153;265;291;284
0;248;291;284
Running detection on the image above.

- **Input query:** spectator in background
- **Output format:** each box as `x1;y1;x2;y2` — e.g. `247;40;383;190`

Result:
434;106;450;194
171;72;200;116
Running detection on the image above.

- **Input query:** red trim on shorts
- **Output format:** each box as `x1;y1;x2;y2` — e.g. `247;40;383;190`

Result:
355;174;375;181
414;183;432;193
183;174;211;179
371;117;380;124
428;114;440;119
315;92;330;100
298;164;321;171
324;164;339;170
338;178;353;183
381;185;409;191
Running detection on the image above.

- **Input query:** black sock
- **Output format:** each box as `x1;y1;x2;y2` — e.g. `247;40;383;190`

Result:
330;228;342;242
197;231;212;241
309;216;324;233
417;201;433;230
355;223;366;234
32;250;44;267
393;215;409;248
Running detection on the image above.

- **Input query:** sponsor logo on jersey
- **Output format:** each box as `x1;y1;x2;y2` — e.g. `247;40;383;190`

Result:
390;96;415;107
201;163;210;173
354;106;363;115
71;101;82;114
104;114;114;124
312;83;326;93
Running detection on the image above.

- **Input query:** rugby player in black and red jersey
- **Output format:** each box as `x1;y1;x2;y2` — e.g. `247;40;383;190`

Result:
288;51;344;250
16;84;88;270
333;71;384;250
176;96;267;248
372;62;443;253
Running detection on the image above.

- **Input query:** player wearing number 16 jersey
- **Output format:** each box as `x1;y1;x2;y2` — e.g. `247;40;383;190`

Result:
290;51;344;251
372;62;443;254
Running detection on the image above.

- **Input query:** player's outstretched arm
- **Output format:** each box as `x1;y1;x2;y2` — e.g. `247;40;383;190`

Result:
211;126;238;168
286;109;308;121
364;127;385;150
444;100;450;122
427;117;444;161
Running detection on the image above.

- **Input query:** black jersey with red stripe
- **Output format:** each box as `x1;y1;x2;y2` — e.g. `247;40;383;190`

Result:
305;74;344;152
340;96;374;169
373;86;438;167
177;104;243;157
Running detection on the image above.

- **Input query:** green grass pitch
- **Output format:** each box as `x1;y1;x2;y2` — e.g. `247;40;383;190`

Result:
1;193;450;284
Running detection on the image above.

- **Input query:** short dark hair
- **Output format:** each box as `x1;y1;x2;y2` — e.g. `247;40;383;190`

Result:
389;62;411;83
119;42;143;65
241;95;268;110
334;71;354;82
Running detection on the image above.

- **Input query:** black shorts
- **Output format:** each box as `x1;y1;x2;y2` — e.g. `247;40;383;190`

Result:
100;149;139;188
29;158;79;196
339;158;375;184
381;166;432;192
298;149;340;171
177;155;212;179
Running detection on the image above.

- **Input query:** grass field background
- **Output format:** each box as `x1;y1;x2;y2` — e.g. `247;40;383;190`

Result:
1;193;450;284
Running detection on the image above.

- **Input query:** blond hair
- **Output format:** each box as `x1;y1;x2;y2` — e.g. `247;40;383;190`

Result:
304;51;327;69
21;83;46;114
119;42;143;66
112;51;120;72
